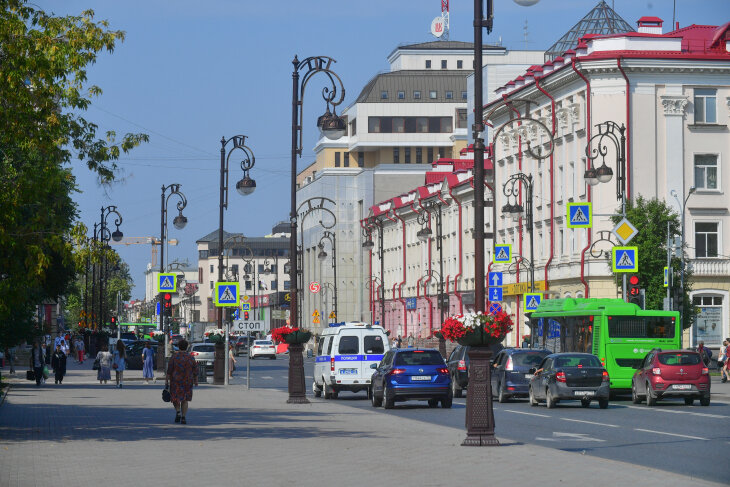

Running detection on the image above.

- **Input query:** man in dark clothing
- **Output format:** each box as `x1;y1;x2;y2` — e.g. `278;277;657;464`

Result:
51;345;67;384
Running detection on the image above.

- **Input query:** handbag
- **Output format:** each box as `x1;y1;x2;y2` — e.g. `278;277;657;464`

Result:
112;363;118;370
92;356;100;370
42;366;49;379
162;387;171;403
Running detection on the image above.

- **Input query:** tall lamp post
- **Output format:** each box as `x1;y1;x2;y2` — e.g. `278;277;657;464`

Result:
365;276;384;329
97;206;124;331
502;173;535;291
289;55;346;403
671;186;695;334
160;184;188;362
362;219;385;327
317;230;337;321
416;202;447;357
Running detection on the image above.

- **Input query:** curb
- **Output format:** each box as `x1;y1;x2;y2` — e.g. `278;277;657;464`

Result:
0;382;10;408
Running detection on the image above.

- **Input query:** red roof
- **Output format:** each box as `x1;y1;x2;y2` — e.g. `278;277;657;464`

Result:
638;16;663;24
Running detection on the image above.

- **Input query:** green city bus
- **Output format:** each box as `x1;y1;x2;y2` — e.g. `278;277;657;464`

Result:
528;298;680;391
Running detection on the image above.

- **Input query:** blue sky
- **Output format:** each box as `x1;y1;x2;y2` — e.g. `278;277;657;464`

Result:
34;0;728;299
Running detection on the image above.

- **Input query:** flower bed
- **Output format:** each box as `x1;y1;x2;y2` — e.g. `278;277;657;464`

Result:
270;326;312;345
204;329;225;343
440;311;513;346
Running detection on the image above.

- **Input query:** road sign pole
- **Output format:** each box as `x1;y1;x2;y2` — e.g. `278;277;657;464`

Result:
246;331;251;390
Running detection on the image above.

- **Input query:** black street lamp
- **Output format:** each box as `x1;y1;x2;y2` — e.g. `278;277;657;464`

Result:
289;56;345;404
502;173;535;292
317;230;337;321
160;184;188;361
362;219;385;327
96;206;123;332
671;186;695;332
365;275;384;328
416;201;447;358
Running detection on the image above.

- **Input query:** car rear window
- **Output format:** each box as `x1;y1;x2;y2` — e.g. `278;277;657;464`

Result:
193;345;215;353
553;355;601;368
658;353;701;366
338;336;359;354
394;351;444;366
364;335;384;354
512;352;549;367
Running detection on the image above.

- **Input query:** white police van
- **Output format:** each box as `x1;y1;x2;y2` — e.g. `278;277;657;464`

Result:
313;322;389;399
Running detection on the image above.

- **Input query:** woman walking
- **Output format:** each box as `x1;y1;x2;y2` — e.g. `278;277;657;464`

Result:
142;342;155;383
166;339;198;424
51;344;67;384
113;340;126;388
31;340;45;386
96;345;112;385
229;343;236;378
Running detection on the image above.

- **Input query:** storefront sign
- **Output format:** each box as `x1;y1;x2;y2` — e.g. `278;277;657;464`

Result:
694;306;723;346
502;280;547;296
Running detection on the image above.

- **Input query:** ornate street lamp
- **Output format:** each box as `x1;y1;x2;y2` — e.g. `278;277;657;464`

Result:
417;200;447;358
317;230;337;321
502;173;535;292
362;218;385;327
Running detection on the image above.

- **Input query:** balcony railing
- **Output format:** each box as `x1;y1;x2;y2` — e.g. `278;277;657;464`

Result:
689;258;730;277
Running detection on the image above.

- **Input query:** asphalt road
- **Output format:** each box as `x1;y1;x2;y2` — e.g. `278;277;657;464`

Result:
229;353;730;484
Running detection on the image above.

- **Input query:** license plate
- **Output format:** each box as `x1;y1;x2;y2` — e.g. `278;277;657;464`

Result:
673;384;691;390
524;374;534;379
411;375;431;381
574;390;595;396
339;368;357;375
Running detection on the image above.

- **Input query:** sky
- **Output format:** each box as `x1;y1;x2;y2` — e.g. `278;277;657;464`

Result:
33;0;729;300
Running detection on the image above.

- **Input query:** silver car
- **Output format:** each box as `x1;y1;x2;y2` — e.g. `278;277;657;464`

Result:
249;340;276;359
190;343;216;369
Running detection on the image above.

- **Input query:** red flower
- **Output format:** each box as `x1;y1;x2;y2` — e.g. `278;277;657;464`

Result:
271;326;299;344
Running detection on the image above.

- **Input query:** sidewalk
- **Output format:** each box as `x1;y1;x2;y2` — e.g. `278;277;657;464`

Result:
1;363;723;486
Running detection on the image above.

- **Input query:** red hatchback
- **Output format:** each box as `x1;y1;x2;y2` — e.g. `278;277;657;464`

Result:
632;349;711;406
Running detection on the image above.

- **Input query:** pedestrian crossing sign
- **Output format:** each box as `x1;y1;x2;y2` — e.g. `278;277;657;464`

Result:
493;244;512;264
157;273;177;293
241;302;250;311
612;246;638;273
523;293;542;312
215;282;240;307
567;202;592;228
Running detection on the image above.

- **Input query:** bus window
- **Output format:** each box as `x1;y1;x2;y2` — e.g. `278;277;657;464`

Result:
565;317;593;354
543;318;562;353
608;316;676;339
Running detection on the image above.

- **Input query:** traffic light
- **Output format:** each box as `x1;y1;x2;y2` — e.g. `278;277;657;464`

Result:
244;311;249;320
163;292;173;317
110;316;117;326
627;274;641;306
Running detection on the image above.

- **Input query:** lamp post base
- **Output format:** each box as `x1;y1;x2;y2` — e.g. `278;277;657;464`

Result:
286;343;310;404
462;347;500;447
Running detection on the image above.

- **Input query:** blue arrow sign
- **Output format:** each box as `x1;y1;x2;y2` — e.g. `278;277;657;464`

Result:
488;271;503;287
488;302;502;314
489;287;503;302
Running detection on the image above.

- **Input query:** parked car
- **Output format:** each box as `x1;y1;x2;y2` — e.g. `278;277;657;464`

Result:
446;343;503;398
249;340;276;359
490;348;551;402
369;348;451;409
190;343;216;370
124;341;158;370
234;336;254;356
631;349;710;406
528;353;610;409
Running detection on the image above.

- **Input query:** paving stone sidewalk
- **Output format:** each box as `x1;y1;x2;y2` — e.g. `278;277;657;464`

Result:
0;362;723;487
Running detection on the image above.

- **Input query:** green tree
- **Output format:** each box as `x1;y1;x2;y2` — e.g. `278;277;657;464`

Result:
611;196;693;328
0;1;147;345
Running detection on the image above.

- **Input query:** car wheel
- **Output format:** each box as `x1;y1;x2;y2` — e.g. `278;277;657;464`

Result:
383;386;395;409
546;388;556;409
684;397;694;406
631;382;641;404
428;399;439;408
324;383;333;400
497;383;508;403
441;391;453;409
699;395;710;407
451;376;462;398
580;398;591;408
645;382;656;406
371;386;382;407
529;386;538;407
598;398;609;409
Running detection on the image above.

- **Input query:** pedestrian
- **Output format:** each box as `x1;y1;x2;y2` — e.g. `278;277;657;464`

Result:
51;345;67;384
112;340;126;388
720;338;729;383
96;345;112;385
76;337;85;364
5;346;16;374
228;344;236;378
142;342;154;384
697;341;712;367
407;333;415;348
396;335;403;348
166;339;198;425
30;340;45;386
60;339;70;358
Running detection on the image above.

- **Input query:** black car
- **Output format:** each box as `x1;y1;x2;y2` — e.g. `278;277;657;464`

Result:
125;341;158;370
490;348;550;402
446;343;503;398
233;335;255;356
369;348;452;409
528;353;610;409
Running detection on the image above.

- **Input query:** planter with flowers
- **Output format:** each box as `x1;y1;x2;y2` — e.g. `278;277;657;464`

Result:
205;329;226;384
271;326;312;404
440;311;513;347
271;326;312;345
204;329;226;344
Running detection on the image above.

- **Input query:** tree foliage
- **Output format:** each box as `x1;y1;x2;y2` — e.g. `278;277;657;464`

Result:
0;1;147;345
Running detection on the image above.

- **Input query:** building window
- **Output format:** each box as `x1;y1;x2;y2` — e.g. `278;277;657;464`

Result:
456;108;467;129
349;120;356;136
198;267;203;282
381;90;388;99
210;264;213;273
425;60;431;69
429;90;437;99
344;152;350;167
695;222;718;257
405;147;411;164
440;117;451;132
693;295;723;306
397;90;405;99
358;152;364;167
446;90;454;99
416;117;428;133
392;117;405;133
271;280;277;290
245;280;252;291
209;281;213;289
416;147;422;164
231;264;238;277
284;280;290;290
441;59;447;69
457;60;463;69
413;90;421;100
694;154;718;190
559;229;564;256
694;88;716;124
198;250;208;259
334;152;340;167
461;91;468;100
393;147;400;163
367;116;453;134
427;147;434;163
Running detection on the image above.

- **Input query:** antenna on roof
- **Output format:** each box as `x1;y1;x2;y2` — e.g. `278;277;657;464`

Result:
430;0;450;40
524;20;529;50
